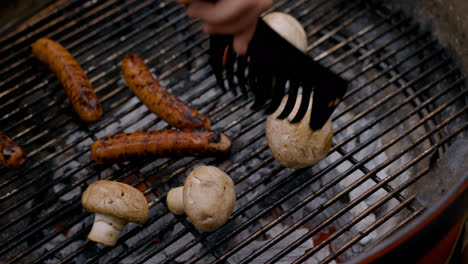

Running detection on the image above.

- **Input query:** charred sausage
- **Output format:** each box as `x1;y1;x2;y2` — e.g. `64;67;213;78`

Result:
91;129;231;164
32;38;102;123
0;130;26;169
121;54;210;130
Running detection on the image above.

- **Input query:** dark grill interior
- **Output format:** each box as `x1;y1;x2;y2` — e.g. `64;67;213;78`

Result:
0;0;467;263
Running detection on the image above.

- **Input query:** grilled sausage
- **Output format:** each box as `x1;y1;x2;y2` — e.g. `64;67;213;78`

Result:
0;130;26;169
91;129;231;164
121;54;210;130
32;38;102;123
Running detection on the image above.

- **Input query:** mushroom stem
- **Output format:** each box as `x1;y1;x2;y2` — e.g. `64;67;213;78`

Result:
88;213;128;246
167;187;185;215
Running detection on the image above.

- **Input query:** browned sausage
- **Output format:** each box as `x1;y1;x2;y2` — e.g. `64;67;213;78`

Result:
0;130;26;169
121;54;210;130
32;38;102;123
91;129;231;164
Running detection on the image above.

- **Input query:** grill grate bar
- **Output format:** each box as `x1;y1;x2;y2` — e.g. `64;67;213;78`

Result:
126;166;276;264
365;206;425;252
240;101;468;264
0;0;374;140
0;0;384;142
3;47;456;264
98;150;273;264
1;1;467;263
321;196;418;264
0;62;212;204
308;7;371;51
0;1;183;122
324;19;413;69
312;15;390;61
3;0;366;152
320;166;431;263
57;0;156;52
55;208;177;264
333;25;421;74
334;43;441;120
147;28;460;260
102;218;182;264
334;147;418;211
1;20;199;154
307;2;366;40
0;17;211;190
0;1;179;108
0;0;130;78
181;78;464;264
126;69;465;263
12;168;147;263
32;218;92;264
1;164;95;239
336;57;451;135
7;207;87;264
0;0;97;60
159;83;459;263
143;116;268;198
0;84;261;259
1;22;199;148
148;58;454;220
1;159;148;252
4;175;137;260
129;161;281;264
89;105;278;263
0;89;221;228
347;33;430;80
0;0;160;77
141;164;285;264
38;119;272;264
297;121;468;263
331;72;461;168
0;64;221;222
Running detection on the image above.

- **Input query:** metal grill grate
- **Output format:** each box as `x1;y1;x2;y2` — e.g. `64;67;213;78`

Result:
1;0;467;263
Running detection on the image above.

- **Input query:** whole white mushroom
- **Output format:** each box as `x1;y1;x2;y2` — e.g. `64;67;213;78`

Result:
263;12;333;169
166;166;236;232
266;95;333;169
81;180;149;246
263;12;308;52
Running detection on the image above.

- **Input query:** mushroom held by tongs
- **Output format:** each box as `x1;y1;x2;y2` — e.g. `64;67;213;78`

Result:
167;166;236;232
81;180;149;246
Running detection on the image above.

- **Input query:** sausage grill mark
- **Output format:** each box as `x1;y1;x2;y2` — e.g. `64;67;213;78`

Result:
91;130;231;164
121;54;210;130
32;38;102;123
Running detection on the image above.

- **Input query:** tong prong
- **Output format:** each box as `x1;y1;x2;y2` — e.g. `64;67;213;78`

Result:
251;72;272;109
236;56;248;97
209;35;232;92
225;44;237;95
249;62;266;110
277;80;299;119
290;84;311;123
264;76;287;115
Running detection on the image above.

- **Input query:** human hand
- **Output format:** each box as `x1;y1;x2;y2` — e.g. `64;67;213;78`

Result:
174;0;273;55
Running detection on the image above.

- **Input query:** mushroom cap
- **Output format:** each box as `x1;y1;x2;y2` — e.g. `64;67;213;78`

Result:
183;166;236;232
266;95;333;169
82;180;149;224
263;12;308;52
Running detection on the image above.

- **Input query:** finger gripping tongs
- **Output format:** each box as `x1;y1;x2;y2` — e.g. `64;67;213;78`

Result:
209;17;348;130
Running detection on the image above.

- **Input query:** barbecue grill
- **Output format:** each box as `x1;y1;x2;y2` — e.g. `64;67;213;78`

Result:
1;0;467;263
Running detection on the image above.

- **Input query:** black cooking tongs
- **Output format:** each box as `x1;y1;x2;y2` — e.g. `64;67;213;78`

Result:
209;17;348;130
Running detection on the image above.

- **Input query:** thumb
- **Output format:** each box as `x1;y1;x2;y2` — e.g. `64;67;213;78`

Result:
232;23;257;56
